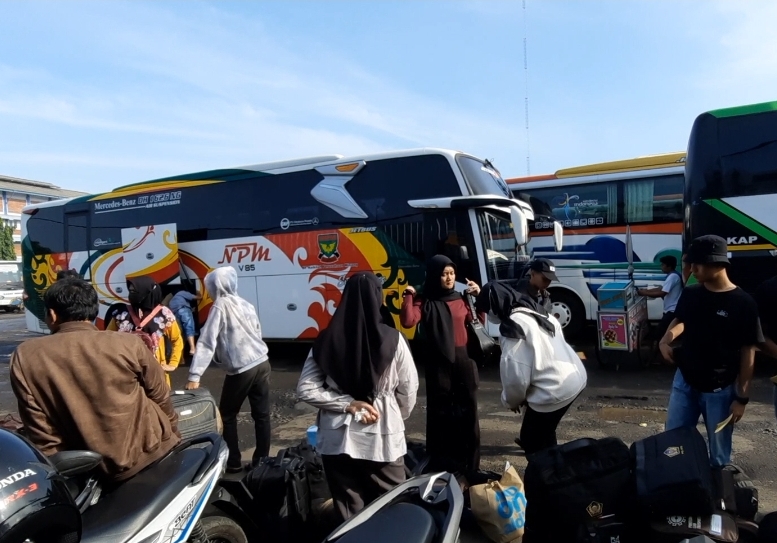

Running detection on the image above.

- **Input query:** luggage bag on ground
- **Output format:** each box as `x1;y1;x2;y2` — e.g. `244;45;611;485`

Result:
243;440;331;542
523;436;633;541
649;511;739;543
631;426;714;517
170;388;222;441
712;464;759;521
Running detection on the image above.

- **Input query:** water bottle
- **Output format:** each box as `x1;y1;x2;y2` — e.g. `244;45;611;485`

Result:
306;425;318;448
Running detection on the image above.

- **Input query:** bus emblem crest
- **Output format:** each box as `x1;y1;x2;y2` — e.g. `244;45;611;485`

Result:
318;233;340;263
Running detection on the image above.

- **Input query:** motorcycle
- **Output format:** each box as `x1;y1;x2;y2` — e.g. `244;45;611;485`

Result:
322;471;463;543
52;432;248;543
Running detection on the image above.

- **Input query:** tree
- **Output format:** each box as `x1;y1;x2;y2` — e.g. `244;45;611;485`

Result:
0;223;16;261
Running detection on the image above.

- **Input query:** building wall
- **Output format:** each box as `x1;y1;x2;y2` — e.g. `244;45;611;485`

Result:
1;191;57;260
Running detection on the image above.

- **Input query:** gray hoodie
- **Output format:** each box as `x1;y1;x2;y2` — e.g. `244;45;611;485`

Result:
188;267;269;382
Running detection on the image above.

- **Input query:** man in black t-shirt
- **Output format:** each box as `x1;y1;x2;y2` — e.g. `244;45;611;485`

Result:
658;235;763;467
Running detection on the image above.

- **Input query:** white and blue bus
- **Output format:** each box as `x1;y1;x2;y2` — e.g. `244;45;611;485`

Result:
508;153;685;336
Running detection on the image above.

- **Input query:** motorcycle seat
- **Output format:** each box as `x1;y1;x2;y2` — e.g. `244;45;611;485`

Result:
80;447;208;543
335;502;436;543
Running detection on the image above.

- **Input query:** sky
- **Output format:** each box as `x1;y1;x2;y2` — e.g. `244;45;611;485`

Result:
1;0;776;194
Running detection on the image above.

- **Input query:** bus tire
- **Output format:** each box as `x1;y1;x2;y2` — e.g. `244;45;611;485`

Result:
548;289;585;338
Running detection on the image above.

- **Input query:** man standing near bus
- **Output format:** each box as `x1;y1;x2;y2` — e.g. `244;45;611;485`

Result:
514;258;557;312
658;236;762;466
638;255;683;341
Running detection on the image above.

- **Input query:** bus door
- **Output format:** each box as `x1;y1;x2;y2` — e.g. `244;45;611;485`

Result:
422;209;482;286
120;223;182;288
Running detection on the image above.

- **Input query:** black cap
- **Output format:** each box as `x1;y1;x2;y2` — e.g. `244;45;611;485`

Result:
685;235;730;265
528;258;559;282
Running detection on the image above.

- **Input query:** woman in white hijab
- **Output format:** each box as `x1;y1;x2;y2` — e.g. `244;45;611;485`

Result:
185;266;271;473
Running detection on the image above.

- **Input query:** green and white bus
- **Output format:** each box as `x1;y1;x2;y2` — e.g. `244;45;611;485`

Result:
685;100;777;290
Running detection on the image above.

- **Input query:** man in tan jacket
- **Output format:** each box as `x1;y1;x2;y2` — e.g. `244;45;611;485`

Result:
10;278;180;483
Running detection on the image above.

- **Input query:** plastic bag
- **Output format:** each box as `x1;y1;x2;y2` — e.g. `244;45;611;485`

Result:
469;464;527;543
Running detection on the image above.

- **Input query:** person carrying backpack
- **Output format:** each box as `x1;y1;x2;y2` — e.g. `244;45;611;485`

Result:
108;277;183;388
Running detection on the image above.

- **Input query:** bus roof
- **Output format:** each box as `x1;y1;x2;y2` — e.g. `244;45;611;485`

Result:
506;151;686;186
23;147;472;212
707;100;777;119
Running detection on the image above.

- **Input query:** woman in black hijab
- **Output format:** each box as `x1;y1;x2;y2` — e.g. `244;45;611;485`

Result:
107;276;183;387
297;272;419;521
400;254;482;474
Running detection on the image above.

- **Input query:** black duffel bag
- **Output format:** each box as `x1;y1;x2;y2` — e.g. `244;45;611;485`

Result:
523;437;634;541
712;464;759;521
244;440;330;542
631;426;715;518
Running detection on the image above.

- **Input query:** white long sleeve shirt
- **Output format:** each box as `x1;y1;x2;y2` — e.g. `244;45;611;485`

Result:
296;335;419;462
500;308;587;413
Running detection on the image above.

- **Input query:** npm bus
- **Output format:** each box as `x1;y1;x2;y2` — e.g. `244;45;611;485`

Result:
22;149;560;339
507;153;685;336
685;100;777;291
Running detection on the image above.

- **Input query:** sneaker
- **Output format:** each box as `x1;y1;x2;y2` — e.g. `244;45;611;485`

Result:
226;464;244;474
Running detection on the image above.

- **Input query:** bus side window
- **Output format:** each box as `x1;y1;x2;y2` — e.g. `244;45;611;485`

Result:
624;174;683;223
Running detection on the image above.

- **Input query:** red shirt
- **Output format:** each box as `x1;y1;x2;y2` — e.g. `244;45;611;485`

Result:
400;295;472;347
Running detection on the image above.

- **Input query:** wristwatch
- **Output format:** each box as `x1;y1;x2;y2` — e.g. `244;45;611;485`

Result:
734;395;750;406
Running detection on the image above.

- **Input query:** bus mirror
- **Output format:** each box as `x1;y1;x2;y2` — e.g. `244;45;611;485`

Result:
553;221;563;251
510;207;528;246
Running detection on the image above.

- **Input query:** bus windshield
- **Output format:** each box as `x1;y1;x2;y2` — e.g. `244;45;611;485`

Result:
476;209;528;282
458;156;512;198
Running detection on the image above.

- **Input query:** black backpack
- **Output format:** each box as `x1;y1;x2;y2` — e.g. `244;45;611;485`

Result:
523;437;634;541
244;441;330;542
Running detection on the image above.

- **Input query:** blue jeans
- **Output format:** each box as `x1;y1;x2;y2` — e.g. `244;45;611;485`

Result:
665;369;736;467
174;307;196;339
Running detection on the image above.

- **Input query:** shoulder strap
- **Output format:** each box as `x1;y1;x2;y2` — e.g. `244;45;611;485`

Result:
463;293;479;323
671;269;684;285
130;305;164;329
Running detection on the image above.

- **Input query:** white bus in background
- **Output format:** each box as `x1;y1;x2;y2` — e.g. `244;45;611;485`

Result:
0;261;24;312
508;152;685;337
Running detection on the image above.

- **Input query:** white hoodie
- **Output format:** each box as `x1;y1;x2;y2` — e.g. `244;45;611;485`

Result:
499;308;587;413
188;267;269;382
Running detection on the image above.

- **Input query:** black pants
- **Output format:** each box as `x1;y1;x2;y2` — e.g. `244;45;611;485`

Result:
425;346;481;473
519;400;575;455
219;362;271;468
656;311;675;341
322;454;406;522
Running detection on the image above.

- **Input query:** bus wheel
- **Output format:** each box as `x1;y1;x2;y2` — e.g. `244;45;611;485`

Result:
548;290;585;339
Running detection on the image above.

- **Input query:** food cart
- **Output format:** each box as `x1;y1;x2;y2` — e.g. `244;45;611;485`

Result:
595;280;650;369
594;225;651;369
